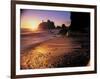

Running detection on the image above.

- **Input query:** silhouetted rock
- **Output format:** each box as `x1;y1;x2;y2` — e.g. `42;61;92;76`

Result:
38;20;55;30
58;24;69;36
69;12;90;32
56;26;61;29
38;22;48;30
47;20;55;29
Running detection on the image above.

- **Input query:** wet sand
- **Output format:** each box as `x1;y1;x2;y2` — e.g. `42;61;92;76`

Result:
20;33;90;69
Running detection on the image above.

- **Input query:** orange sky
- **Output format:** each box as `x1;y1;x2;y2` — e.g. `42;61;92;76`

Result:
21;9;71;31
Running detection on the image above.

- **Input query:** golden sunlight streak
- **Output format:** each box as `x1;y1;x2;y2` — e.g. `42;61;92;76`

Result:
21;18;40;31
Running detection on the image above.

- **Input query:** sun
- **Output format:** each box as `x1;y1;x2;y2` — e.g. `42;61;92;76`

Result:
29;20;39;30
21;19;40;31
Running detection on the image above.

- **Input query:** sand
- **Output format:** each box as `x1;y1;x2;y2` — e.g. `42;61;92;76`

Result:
20;35;90;69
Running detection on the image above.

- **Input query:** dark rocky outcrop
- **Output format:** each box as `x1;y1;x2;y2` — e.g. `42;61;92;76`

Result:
58;24;69;36
38;20;55;30
69;12;90;32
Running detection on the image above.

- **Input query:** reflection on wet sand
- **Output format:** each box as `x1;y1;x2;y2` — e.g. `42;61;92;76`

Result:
20;32;90;69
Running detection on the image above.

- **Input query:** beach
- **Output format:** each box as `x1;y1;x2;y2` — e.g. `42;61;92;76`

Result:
20;30;90;69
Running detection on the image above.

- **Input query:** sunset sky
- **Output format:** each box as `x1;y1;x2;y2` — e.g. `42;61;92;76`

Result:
21;9;71;30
